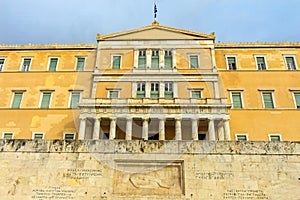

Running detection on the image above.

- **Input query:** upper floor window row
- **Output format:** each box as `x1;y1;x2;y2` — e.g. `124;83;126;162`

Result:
225;54;298;70
0;56;86;72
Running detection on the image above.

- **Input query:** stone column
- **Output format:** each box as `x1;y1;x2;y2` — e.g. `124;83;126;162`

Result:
109;118;116;140
125;117;132;140
175;118;182;140
134;49;139;68
78;117;86;139
213;81;220;98
218;121;225;141
142;118;149;140
208;119;216;141
145;82;151;98
159;118;165;140
173;82;178;98
93;117;101;140
192;118;199;140
159;49;164;68
146;49;151;68
172;49;176;68
224;119;231;141
159;82;165;98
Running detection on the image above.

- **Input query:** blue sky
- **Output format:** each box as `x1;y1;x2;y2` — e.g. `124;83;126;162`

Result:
0;0;300;44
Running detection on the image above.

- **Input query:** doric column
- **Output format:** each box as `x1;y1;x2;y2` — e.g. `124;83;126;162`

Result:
224;119;231;141
134;49;139;68
93;117;101;140
142;118;149;140
218;121;225;141
192;118;199;140
109;117;116;140
172;49;176;68
208;119;216;141
146;49;151;68
125;117;132;140
159;118;166;140
175;118;182;140
78;117;86;139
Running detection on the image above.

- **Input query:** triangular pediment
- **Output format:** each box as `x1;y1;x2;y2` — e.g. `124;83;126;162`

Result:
97;21;215;41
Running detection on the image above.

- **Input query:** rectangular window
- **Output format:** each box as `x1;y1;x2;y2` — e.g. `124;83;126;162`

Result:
151;50;159;69
2;132;14;139
268;134;282;141
48;57;58;71
293;92;300;109
255;56;267;70
0;58;5;71
191;91;201;98
164;82;173;98
285;56;297;70
64;133;75;140
190;55;199;69
76;57;85;71
226;56;237;70
164;50;173;69
262;92;275;109
40;92;52;108
69;92;81;108
21;58;32;71
11;92;23;108
32;132;44;140
109;91;119;98
137;82;146;98
231;92;243;109
235;134;248;141
112;55;121;69
150;82;159;98
138;50;146;68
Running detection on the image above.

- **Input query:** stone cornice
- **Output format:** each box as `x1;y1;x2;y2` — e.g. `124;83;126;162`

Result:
0;43;97;50
215;41;300;48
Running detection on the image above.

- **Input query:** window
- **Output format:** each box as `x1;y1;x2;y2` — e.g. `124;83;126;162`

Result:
21;58;32;71
138;50;146;68
231;92;243;109
32;132;44;140
284;56;297;70
0;58;5;71
190;55;199;69
150;82;159;98
191;91;201;98
164;50;173;69
48;57;58;71
268;134;282;141
64;133;75;140
226;56;237;70
11;92;24;108
151;50;159;69
293;92;300;109
148;133;159;140
2;132;14;139
69;92;81;108
137;82;146;98
109;90;119;98
262;92;275;109
40;92;52;108
255;56;267;70
164;82;173;98
235;134;248;141
112;55;121;69
76;57;85;71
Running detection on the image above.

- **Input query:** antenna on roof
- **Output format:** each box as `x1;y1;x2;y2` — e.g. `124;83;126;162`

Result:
154;1;158;21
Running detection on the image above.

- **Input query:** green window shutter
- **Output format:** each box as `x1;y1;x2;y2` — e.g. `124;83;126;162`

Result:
40;93;51;108
12;93;23;108
151;56;159;68
64;134;75;140
109;91;119;98
70;93;80;108
76;58;85;71
190;56;199;69
164;56;172;69
263;93;274;109
191;91;201;98
227;57;236;70
3;133;13;139
138;57;146;68
33;133;44;140
22;58;31;71
286;57;296;70
256;57;266;70
164;91;173;98
232;93;242;108
236;135;247;141
49;58;58;71
270;135;280;141
294;93;300;108
112;56;121;69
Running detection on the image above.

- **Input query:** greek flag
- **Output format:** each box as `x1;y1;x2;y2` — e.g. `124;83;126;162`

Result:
154;3;158;19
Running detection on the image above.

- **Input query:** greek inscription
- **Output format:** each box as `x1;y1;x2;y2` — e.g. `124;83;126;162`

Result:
31;186;75;200
195;171;234;180
223;189;269;200
63;168;102;179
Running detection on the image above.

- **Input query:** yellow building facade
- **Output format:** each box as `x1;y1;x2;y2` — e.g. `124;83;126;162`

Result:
0;22;299;141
